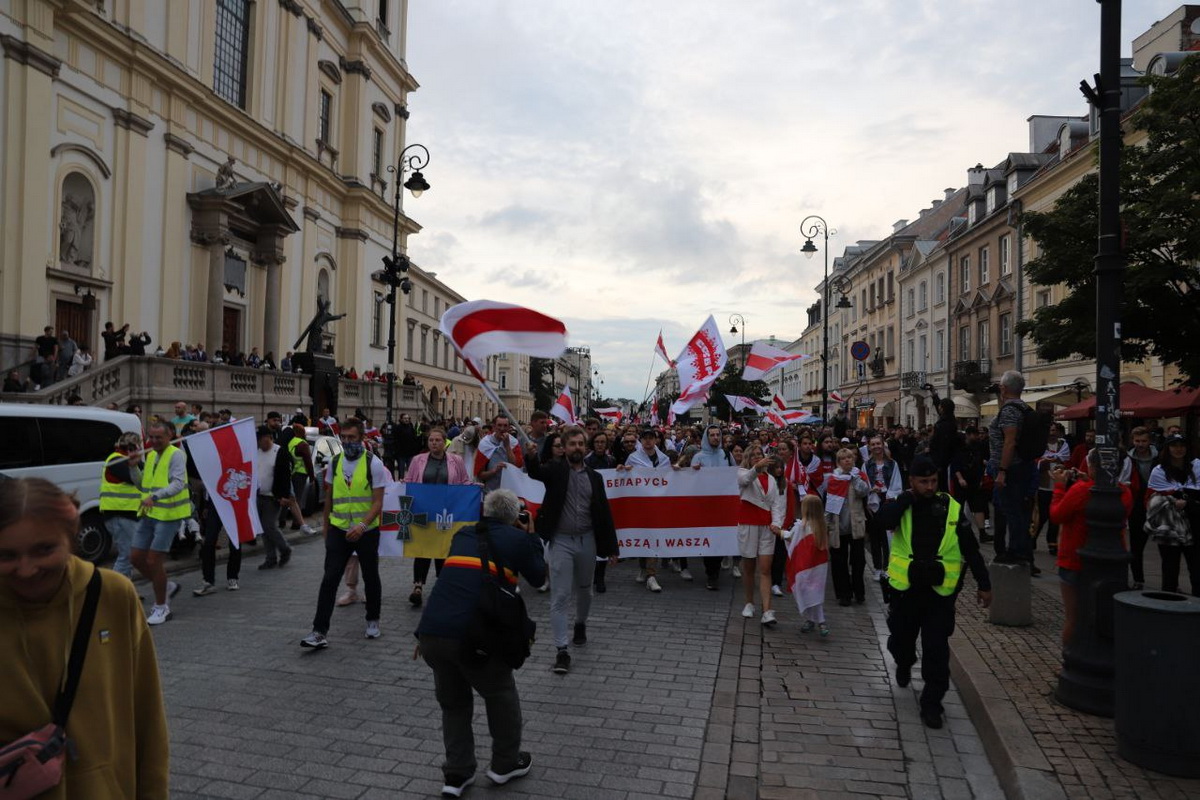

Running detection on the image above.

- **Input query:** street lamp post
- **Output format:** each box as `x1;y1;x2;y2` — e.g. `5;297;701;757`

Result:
1056;0;1128;717
728;314;746;372
380;143;431;428
801;216;834;422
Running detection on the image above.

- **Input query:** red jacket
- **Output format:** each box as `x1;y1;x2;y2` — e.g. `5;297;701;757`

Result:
1050;478;1132;572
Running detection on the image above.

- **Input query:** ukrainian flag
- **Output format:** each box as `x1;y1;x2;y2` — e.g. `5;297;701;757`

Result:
382;483;481;560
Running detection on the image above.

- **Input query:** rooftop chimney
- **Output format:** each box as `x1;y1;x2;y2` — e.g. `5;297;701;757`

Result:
893;219;909;233
967;164;987;185
931;198;943;208
944;187;956;201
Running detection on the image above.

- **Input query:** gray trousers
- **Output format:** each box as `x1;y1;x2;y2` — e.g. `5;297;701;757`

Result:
257;494;292;563
549;533;596;649
419;634;523;781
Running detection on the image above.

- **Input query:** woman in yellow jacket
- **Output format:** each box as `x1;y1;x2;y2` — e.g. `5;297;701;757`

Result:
0;477;170;798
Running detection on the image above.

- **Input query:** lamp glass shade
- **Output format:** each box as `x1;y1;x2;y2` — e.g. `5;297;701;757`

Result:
801;239;817;259
404;170;430;197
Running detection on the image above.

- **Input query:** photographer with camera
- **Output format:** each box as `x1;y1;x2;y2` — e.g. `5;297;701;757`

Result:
415;489;545;797
1049;452;1132;646
875;455;992;730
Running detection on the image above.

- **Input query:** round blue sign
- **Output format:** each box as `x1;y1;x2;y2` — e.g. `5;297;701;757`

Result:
851;340;871;361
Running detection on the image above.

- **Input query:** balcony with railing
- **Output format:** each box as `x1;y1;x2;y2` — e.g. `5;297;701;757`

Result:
901;371;927;391
952;359;992;392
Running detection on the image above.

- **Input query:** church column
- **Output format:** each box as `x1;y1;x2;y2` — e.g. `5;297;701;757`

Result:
263;259;282;359
199;233;230;353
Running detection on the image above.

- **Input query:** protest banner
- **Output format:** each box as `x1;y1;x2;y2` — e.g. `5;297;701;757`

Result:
379;482;482;558
599;466;740;557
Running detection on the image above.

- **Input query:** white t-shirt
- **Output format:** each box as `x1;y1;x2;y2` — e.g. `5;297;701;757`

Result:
257;444;279;496
324;453;391;488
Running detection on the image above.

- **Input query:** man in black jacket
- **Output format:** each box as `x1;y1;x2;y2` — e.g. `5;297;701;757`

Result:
416;489;545;797
525;425;619;675
874;455;991;729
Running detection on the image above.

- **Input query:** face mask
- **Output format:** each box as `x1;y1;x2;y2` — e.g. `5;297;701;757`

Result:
342;441;365;459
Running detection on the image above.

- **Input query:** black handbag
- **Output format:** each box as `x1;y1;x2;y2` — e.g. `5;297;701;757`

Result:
462;522;536;669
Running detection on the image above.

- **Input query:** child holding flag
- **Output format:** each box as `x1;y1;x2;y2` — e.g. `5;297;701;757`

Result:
786;494;830;636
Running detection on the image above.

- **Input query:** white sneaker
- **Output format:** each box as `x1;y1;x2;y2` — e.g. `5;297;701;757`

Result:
300;524;317;536
166;580;180;599
226;579;239;591
365;621;381;639
147;605;171;625
770;584;784;597
646;576;662;593
680;569;694;581
721;556;732;570
761;609;777;627
669;560;682;573
192;582;216;597
636;568;647;583
741;603;755;618
732;564;742;578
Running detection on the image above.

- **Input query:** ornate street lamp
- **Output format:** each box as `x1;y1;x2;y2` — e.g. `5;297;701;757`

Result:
381;143;431;427
801;215;835;422
728;314;746;372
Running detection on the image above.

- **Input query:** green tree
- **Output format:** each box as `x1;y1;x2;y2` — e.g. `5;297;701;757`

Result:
710;365;770;422
1016;55;1200;385
528;357;557;412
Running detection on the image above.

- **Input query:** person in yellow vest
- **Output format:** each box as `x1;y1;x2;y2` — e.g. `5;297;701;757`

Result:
300;418;388;648
130;420;188;625
285;416;318;534
874;455;992;729
99;431;145;579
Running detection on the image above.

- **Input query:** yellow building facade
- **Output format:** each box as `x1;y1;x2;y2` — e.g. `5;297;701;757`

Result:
0;0;427;385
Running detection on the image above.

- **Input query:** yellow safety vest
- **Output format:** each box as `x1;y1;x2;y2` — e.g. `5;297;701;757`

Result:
288;436;306;476
99;452;142;513
888;493;963;596
329;453;374;530
141;444;191;521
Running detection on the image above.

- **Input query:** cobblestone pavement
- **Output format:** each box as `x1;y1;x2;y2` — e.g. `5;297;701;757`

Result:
148;539;1005;799
949;545;1200;800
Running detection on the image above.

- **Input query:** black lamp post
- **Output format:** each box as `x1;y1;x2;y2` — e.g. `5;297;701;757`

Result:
728;314;746;372
380;143;431;428
1056;0;1128;717
801;216;834;422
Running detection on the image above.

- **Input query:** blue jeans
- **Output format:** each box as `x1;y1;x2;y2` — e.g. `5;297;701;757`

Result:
993;461;1034;561
105;515;138;578
134;517;179;553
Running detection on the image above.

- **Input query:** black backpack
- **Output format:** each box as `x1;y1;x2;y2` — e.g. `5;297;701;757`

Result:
462;522;536;670
1015;403;1052;462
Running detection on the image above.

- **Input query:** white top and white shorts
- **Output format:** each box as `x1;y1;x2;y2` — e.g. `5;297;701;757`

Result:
738;524;777;559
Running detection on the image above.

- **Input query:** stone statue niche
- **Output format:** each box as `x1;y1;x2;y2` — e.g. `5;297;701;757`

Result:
59;172;96;269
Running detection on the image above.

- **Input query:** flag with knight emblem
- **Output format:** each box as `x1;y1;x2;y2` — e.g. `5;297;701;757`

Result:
378;482;482;558
187;417;262;548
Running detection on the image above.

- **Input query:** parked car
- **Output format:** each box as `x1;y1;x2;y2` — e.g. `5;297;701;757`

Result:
0;403;142;562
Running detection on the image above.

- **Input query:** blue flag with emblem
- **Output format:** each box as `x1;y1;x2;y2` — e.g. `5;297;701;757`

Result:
379;482;482;558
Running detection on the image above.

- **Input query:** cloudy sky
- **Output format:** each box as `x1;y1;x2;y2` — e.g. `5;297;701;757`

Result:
405;0;1174;402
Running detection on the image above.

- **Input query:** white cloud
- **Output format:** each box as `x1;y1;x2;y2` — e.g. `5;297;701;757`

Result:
406;0;1176;401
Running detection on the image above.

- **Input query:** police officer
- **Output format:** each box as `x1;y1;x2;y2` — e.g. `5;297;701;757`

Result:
874;455;992;729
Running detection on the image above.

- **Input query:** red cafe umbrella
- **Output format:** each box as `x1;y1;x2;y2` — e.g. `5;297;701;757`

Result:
1056;382;1171;420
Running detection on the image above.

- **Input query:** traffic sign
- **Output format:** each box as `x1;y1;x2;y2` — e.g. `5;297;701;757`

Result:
851;340;871;361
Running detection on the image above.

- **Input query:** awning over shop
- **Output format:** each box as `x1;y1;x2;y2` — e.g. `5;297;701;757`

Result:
1127;385;1200;418
952;395;980;418
878;401;897;417
1056;382;1170;420
979;385;1088;416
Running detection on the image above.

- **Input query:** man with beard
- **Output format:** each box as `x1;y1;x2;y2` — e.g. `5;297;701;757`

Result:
524;426;619;675
875;456;991;729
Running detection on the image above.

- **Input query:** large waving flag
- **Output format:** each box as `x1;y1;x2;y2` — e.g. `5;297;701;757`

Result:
379;482;482;558
187;417;262;548
785;521;829;615
830;390;847;404
655;330;675;367
551;385;577;425
440;299;568;383
595;407;623;424
672;316;728;415
743;342;809;381
772;394;788;411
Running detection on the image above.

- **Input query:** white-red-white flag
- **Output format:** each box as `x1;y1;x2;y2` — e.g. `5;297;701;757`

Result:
672;316;727;414
654;330;675;367
500;467;545;523
595;407;623;424
785;520;829;614
742;342;809;381
474;432;525;477
824;468;861;515
187;417;262;548
603;467;740;556
550;385;577;425
830;390;847;403
667;408;676;426
782;408;818;425
772;394;788;412
440;299;568;383
725;395;764;413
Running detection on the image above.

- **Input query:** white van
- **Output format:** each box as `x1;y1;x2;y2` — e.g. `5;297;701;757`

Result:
0;403;142;562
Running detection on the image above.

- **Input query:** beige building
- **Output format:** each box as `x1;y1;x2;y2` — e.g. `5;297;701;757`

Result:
0;0;423;389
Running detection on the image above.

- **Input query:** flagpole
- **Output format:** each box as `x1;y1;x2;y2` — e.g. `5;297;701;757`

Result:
102;416;259;467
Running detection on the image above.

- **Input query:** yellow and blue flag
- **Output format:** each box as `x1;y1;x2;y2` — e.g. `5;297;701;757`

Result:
380;483;482;559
